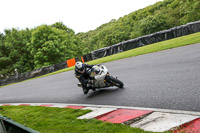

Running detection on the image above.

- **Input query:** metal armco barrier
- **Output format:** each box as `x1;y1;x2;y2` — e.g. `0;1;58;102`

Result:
0;61;67;86
0;115;40;133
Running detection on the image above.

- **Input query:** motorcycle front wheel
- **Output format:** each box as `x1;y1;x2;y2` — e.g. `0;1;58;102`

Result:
109;76;124;88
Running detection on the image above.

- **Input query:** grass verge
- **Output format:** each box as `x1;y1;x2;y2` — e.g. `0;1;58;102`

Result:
0;106;160;133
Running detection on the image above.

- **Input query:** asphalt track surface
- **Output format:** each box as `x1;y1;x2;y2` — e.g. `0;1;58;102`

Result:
0;43;200;112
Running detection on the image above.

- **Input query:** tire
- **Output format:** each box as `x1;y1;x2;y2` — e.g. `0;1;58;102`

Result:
82;87;89;94
109;76;124;88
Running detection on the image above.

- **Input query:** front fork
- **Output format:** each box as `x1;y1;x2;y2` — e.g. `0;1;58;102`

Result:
105;73;119;87
104;73;110;81
104;73;113;85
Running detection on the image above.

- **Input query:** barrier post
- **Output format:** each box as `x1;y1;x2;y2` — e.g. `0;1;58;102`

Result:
81;57;84;63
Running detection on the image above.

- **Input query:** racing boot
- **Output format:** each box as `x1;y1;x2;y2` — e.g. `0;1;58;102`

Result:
82;86;89;94
88;80;96;91
92;88;96;91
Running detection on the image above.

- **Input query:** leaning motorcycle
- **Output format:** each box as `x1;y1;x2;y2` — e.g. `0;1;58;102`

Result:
78;64;124;94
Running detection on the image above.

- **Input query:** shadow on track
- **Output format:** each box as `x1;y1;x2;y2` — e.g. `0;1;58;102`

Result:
86;87;125;98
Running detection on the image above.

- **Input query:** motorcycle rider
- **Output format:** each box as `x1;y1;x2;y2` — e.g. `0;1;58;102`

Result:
75;61;95;94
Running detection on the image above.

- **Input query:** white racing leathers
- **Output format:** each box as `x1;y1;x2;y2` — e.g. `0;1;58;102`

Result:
88;65;124;89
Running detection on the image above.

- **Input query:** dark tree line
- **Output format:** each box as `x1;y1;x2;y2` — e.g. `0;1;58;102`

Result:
0;22;83;78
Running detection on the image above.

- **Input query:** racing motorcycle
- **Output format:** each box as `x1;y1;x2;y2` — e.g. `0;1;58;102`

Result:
77;64;124;94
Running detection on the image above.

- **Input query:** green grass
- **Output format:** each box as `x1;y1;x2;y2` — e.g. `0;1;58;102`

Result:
0;106;159;133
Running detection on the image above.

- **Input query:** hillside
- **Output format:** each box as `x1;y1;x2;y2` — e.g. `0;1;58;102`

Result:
77;0;200;53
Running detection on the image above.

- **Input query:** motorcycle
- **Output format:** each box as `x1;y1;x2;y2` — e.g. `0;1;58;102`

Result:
77;64;124;94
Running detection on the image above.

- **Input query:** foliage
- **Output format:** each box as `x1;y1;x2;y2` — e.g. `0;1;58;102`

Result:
0;22;83;77
51;21;75;34
1;0;200;77
77;0;200;52
28;25;69;69
0;28;32;78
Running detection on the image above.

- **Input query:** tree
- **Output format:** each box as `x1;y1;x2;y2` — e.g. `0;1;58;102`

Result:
139;14;169;35
0;33;5;57
1;28;32;76
0;33;12;78
51;22;75;34
27;25;80;69
178;0;200;24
